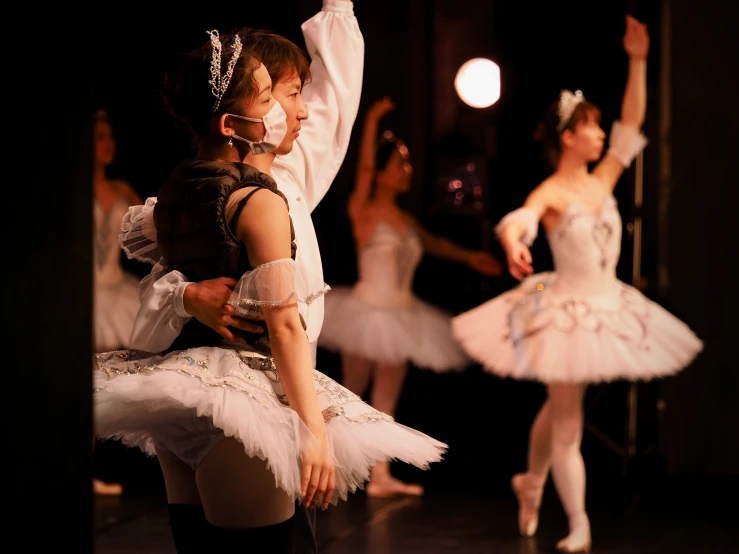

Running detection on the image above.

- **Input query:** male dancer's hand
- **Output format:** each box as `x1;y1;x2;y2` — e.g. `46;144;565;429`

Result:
183;277;264;342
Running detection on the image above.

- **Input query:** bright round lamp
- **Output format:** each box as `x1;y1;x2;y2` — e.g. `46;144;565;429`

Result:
454;58;501;108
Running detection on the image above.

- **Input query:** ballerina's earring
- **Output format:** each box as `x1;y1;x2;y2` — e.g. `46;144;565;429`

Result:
228;137;234;148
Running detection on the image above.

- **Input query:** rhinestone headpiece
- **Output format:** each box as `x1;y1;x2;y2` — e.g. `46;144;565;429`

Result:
556;89;585;132
207;30;242;113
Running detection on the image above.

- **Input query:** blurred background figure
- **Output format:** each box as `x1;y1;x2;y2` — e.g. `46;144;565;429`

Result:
453;16;703;553
93;109;143;353
319;97;503;498
92;109;144;496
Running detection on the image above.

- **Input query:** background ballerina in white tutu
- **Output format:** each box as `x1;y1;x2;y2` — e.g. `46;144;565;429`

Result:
452;16;702;553
318;97;503;498
93;109;143;356
92;109;143;497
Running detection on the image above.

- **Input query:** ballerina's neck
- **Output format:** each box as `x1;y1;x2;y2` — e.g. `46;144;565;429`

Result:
555;149;591;180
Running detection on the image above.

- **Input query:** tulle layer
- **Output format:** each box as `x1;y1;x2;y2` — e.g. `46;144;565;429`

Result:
119;197;160;265
318;287;470;372
94;273;140;352
93;347;447;502
452;272;703;383
227;258;330;331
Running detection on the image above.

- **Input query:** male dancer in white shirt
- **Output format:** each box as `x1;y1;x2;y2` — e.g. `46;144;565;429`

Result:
126;3;363;552
131;0;361;367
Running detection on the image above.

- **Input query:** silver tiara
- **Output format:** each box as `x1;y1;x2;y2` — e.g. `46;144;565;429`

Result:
556;89;585;131
207;30;242;113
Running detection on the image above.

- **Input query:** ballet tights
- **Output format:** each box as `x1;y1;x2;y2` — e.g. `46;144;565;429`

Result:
525;384;590;550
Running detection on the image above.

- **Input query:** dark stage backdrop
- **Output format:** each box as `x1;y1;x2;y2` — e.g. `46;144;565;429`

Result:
9;15;95;553
663;0;739;476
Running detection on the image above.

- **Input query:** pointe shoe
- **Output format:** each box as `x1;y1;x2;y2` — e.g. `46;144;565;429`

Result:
555;513;591;553
511;473;544;537
93;478;123;496
366;476;424;499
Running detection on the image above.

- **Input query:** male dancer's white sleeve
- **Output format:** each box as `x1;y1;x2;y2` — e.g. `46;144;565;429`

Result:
272;0;364;212
127;0;363;354
129;262;192;352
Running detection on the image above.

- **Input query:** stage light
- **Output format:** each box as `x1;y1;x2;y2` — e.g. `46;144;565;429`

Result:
454;58;501;108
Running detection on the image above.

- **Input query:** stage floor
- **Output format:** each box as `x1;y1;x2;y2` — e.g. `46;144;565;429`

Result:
94;475;738;553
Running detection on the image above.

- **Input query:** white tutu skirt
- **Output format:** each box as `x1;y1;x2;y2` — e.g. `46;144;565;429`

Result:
94;273;140;352
93;346;447;503
452;272;703;383
318;286;470;372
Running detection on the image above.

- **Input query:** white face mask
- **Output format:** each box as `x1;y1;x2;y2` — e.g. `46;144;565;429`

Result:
227;101;288;155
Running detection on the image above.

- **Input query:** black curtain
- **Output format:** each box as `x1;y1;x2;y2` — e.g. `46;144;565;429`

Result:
8;13;95;552
664;0;739;477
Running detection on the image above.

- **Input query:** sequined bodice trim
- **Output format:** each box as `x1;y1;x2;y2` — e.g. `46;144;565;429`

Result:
545;195;622;294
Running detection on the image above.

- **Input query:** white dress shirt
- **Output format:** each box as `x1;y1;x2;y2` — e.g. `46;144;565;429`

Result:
128;0;363;362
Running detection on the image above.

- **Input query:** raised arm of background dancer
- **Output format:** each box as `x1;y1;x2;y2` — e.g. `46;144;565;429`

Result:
593;15;649;191
347;97;396;222
235;188;335;509
274;0;364;212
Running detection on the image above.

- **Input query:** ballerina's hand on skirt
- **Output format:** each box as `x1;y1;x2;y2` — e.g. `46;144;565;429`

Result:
301;429;336;510
505;241;534;281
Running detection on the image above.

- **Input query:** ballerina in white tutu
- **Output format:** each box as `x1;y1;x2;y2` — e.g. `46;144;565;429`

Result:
318;97;502;497
117;6;367;551
94;27;445;553
92;109;143;497
93;109;143;355
452;16;702;553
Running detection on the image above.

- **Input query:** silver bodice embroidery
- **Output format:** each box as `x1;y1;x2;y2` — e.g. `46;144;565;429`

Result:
547;195;621;295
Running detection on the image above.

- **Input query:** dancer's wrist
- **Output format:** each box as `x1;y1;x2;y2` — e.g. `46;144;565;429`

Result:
499;234;518;255
305;418;328;440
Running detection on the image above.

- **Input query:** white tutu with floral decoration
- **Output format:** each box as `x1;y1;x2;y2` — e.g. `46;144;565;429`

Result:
452;272;703;383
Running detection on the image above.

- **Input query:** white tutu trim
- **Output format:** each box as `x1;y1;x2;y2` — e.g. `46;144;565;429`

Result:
452;272;703;383
318;287;470;372
119;197;160;265
93;347;446;502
